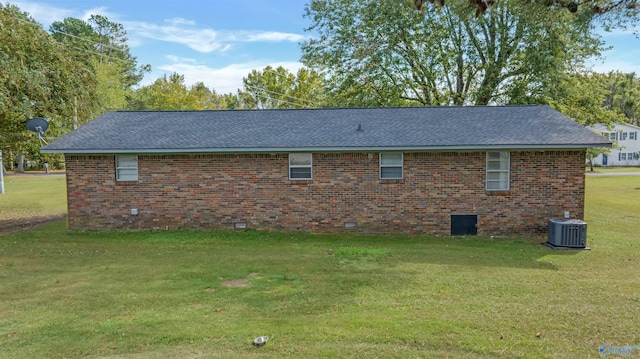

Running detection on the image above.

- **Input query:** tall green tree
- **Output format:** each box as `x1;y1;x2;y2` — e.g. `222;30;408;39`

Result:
546;71;640;127
136;73;198;110
546;71;627;126
238;66;325;109
50;15;150;114
0;4;93;171
51;15;150;88
602;71;640;125
302;0;602;107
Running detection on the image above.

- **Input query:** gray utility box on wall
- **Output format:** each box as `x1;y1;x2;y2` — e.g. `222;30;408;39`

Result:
547;219;587;248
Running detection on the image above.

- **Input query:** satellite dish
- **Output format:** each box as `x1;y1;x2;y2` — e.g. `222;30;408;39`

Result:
25;117;49;134
25;117;50;145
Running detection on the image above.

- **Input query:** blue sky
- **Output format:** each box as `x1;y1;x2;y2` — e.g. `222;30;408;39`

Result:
10;0;640;94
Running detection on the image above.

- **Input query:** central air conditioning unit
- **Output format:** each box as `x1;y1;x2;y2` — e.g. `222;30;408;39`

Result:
547;219;587;248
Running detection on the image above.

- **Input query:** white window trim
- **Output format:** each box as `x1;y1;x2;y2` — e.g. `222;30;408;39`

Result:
116;155;138;181
486;151;510;191
380;153;403;179
289;153;312;180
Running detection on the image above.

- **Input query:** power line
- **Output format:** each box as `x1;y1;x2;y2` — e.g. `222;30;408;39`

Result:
245;85;312;108
244;85;317;107
6;8;320;106
6;11;133;67
49;28;123;53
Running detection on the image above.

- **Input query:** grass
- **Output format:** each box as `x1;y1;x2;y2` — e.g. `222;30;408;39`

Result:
586;166;640;173
0;176;639;358
0;175;67;221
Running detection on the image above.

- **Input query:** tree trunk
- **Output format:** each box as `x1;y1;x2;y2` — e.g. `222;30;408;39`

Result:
17;153;24;173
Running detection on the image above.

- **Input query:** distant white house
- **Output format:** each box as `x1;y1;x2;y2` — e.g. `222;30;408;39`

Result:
590;123;640;166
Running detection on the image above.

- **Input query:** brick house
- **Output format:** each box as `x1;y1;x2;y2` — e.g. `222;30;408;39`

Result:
41;105;610;235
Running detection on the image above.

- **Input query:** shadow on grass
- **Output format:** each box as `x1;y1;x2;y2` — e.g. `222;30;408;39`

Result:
44;223;569;271
2;219;601;358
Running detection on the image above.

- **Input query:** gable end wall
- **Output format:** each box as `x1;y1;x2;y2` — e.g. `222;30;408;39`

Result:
65;150;585;235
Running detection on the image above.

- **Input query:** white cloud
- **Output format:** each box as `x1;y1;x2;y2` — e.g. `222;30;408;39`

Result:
165;55;197;64
150;60;304;94
79;6;116;22
246;31;306;42
165;17;197;26
125;19;307;53
11;1;119;29
10;1;74;28
12;1;305;54
125;21;229;53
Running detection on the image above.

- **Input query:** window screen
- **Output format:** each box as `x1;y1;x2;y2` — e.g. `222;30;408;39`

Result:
116;155;138;181
380;153;403;179
289;153;312;180
486;151;509;191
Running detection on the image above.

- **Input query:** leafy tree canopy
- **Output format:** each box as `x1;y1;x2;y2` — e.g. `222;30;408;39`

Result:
546;70;640;126
50;15;150;89
238;66;326;109
0;3;94;166
412;0;639;31
129;73;231;110
50;15;150;115
302;0;603;107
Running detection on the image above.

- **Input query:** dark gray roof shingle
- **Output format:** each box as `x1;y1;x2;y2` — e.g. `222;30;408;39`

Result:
41;105;611;153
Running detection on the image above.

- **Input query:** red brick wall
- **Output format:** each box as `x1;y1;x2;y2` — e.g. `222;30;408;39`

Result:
64;150;586;235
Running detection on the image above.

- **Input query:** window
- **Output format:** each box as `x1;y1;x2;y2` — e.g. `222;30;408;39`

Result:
116;155;138;181
630;132;637;140
619;152;637;161
486;151;510;191
289;153;312;180
621;132;628;140
380;153;403;179
609;132;618;141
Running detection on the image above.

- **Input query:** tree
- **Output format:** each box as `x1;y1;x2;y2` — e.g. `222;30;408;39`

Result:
136;73;198;110
602;71;640;125
546;71;627;126
51;15;150;88
129;73;231;110
50;15;150;115
586;134;621;171
0;4;93;171
545;71;640;128
238;66;325;109
188;82;231;110
586;146;611;171
302;0;602;107
412;0;639;29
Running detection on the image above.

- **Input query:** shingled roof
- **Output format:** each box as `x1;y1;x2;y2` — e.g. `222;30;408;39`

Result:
41;105;611;154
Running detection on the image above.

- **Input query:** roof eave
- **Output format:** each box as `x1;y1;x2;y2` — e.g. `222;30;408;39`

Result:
40;143;612;155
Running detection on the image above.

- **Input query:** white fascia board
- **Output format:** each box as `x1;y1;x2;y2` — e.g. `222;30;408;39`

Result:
41;143;611;155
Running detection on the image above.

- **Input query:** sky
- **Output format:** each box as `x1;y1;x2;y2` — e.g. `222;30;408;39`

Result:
9;0;640;95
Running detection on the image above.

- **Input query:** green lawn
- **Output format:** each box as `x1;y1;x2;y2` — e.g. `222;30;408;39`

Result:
0;176;639;358
586;166;640;173
0;175;67;220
